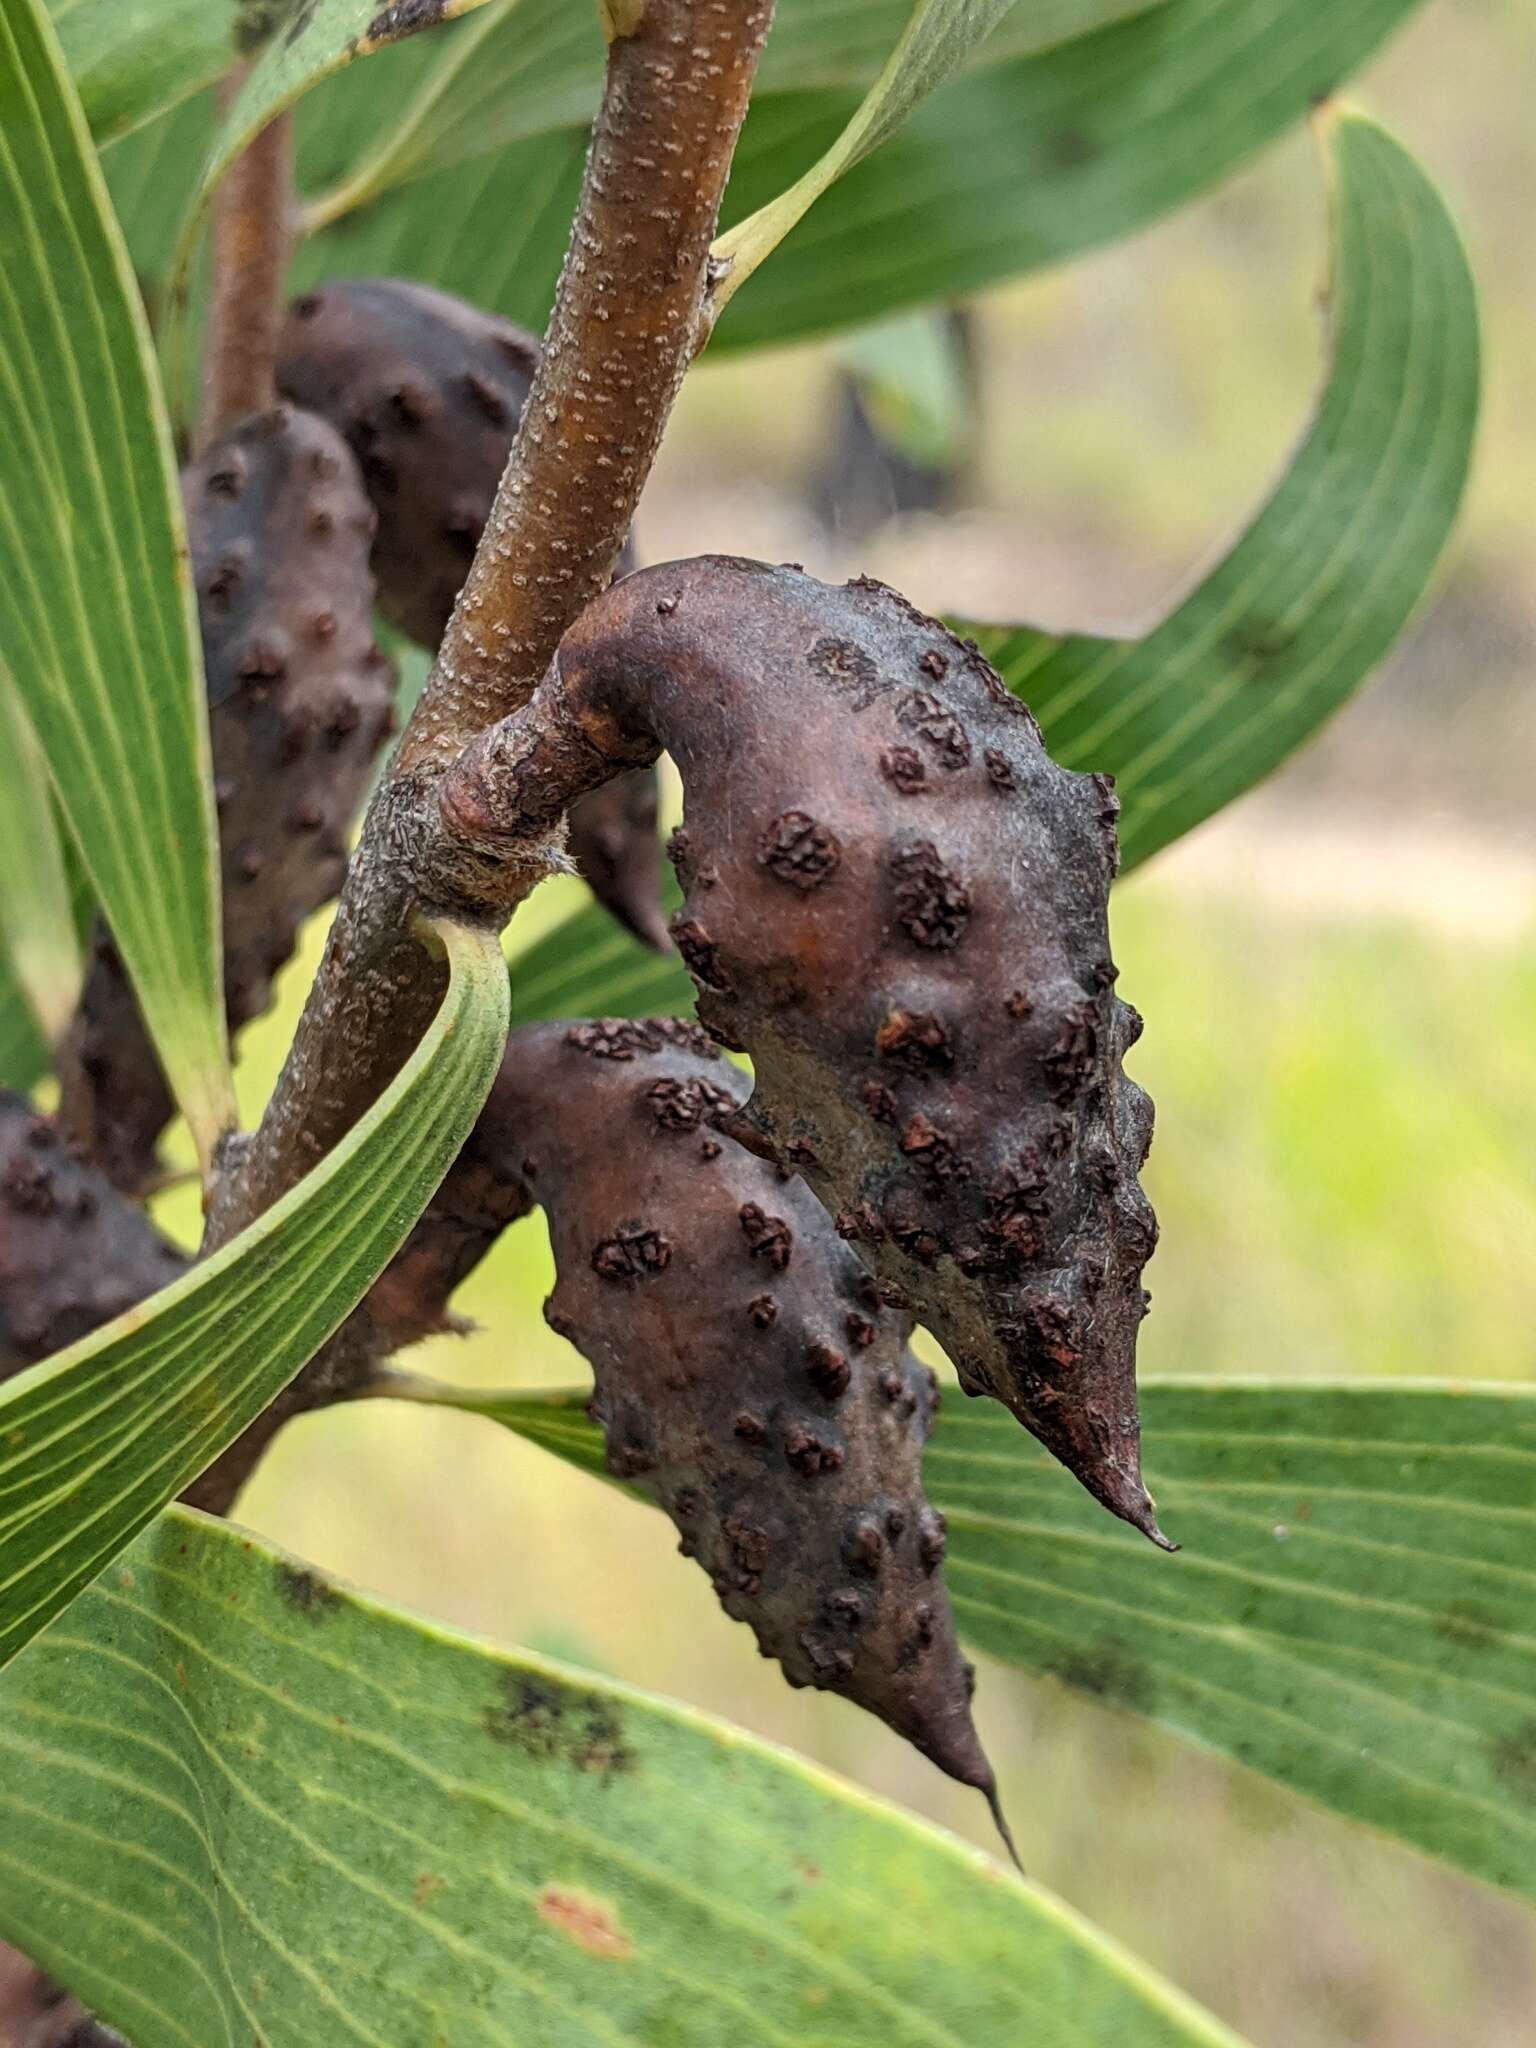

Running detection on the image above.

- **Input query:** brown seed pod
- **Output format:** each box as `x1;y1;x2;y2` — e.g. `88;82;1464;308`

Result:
445;558;1166;1543
59;407;396;1193
431;1020;1001;1810
276;276;666;949
0;1095;186;1373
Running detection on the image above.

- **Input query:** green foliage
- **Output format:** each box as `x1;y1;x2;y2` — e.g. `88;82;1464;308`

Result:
968;109;1480;869
422;1375;1536;1908
0;956;50;1096
0;0;233;1164
272;0;1421;352
0;917;507;1673
711;0;1023;315
0;680;80;1050
0;1508;1249;2048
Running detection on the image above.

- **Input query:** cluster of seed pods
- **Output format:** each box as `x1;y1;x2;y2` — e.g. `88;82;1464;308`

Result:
427;1019;1002;1811
276;276;667;949
60;406;396;1193
0;1093;186;1371
444;555;1165;1542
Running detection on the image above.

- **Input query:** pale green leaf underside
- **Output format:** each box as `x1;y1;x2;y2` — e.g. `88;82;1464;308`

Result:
0;0;233;1165
431;1377;1536;1910
0;917;509;1674
712;0;1021;316
965;110;1479;870
0;1508;1248;2048
0;676;81;1048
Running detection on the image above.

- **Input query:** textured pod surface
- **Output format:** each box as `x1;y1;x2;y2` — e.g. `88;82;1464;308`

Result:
276;277;666;948
0;1094;185;1372
423;1020;996;1801
467;559;1162;1539
61;407;396;1193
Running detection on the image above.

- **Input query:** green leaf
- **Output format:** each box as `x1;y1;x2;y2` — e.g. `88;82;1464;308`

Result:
47;0;240;143
277;0;1421;357
297;0;1157;231
192;0;499;242
507;893;693;1028
0;916;508;1674
0;677;81;1051
963;110;1479;870
0;1508;1250;2048
0;0;235;1168
0;958;50;1096
454;1376;1536;1910
711;0;1023;319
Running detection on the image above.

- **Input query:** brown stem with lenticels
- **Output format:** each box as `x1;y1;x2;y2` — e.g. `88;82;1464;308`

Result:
206;0;776;1247
197;68;293;450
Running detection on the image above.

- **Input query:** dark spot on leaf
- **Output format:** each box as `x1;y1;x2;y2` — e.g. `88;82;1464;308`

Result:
1045;1639;1154;1712
276;1564;341;1617
485;1673;632;1774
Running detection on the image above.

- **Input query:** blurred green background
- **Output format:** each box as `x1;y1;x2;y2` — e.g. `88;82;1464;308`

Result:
155;3;1536;2041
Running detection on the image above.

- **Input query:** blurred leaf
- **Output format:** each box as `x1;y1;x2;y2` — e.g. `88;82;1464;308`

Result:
427;1375;1536;1910
0;0;234;1167
0;916;508;1674
299;0;1160;227
47;0;245;142
965;110;1479;869
0;961;50;1096
507;890;692;1027
278;0;1421;353
0;679;81;1051
711;0;1022;319
838;307;975;470
0;1507;1250;2048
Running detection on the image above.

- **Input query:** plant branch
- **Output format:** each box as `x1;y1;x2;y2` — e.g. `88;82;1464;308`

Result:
207;0;775;1245
197;66;293;449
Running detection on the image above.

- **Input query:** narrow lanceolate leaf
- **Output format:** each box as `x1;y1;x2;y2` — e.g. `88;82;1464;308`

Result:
507;893;693;1028
0;0;234;1167
712;0;1424;352
295;0;1158;229
0;679;81;1049
0;958;49;1096
47;0;249;142
711;0;1021;320
463;1378;1536;1909
0;1511;1251;2048
0;917;508;1673
195;0;498;235
963;111;1479;871
274;0;1422;358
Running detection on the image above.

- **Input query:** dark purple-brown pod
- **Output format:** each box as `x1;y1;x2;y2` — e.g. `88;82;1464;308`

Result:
444;558;1166;1544
431;1019;1003;1813
0;1094;186;1374
275;276;667;950
59;406;397;1193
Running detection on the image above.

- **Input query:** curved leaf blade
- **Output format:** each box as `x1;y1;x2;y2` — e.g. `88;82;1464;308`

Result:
711;0;1022;319
461;1377;1536;1908
0;0;234;1165
507;890;693;1028
0;678;81;1049
0;959;50;1096
295;0;1160;228
964;110;1479;870
714;0;1423;351
0;1507;1250;2048
48;0;246;142
278;0;1421;359
0;916;509;1673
